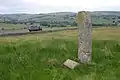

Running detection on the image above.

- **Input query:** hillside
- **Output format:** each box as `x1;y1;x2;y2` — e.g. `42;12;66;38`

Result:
0;11;120;27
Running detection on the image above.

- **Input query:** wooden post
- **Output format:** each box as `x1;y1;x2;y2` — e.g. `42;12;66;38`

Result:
76;11;92;64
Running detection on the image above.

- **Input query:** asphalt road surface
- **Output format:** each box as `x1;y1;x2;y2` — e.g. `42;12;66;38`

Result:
0;27;77;36
0;29;29;35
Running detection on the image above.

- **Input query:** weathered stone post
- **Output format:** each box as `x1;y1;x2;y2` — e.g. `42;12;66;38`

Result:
63;11;92;69
76;11;92;64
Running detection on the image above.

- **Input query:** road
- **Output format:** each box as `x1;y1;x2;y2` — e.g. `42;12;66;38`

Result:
0;27;77;36
0;29;29;35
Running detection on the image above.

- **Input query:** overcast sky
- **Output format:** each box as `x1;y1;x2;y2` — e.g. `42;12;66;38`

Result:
0;0;120;14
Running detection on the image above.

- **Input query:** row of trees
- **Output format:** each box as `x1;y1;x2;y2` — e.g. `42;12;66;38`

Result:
92;23;118;26
0;20;77;27
1;20;120;27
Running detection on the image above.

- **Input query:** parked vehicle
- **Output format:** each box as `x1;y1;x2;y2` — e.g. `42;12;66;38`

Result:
28;25;42;32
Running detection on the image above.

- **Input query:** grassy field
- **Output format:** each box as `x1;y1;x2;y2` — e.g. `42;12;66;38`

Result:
0;23;77;30
0;23;27;29
0;27;120;80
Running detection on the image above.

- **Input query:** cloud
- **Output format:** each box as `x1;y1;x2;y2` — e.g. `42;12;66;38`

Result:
0;0;120;14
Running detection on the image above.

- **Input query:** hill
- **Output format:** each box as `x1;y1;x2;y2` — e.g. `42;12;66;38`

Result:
0;11;120;27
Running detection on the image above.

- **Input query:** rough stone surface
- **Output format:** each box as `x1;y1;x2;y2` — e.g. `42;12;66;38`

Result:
76;11;92;64
63;59;80;69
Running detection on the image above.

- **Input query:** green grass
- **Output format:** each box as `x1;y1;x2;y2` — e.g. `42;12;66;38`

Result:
0;28;120;80
0;23;76;30
0;23;26;29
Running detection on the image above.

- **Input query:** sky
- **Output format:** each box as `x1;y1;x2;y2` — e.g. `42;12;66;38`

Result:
0;0;120;14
